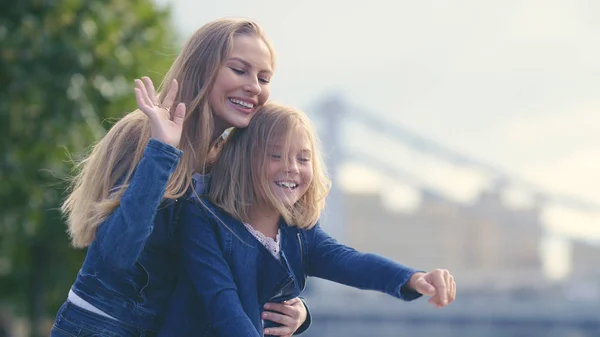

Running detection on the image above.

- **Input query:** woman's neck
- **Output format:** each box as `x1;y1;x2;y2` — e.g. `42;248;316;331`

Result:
212;118;228;144
247;205;280;239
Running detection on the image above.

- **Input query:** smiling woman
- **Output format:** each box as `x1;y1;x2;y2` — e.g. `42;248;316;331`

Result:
210;34;274;131
51;18;312;337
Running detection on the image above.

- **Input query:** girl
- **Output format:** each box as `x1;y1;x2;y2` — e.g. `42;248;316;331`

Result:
51;18;310;336
161;102;457;336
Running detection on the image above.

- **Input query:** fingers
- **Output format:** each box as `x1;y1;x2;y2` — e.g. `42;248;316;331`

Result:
134;79;157;122
172;103;186;126
284;297;301;304
134;79;153;106
262;312;294;335
264;302;296;318
424;269;456;308
134;87;155;120
263;325;293;337
141;76;158;105
432;270;449;306
415;277;436;296
135;77;181;123
262;298;306;336
448;273;456;304
282;297;302;306
162;79;179;109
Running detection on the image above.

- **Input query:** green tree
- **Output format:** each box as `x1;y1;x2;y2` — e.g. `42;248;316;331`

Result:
0;1;178;335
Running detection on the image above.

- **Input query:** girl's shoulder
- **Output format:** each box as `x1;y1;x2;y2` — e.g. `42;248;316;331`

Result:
181;194;237;225
280;220;321;237
181;193;214;214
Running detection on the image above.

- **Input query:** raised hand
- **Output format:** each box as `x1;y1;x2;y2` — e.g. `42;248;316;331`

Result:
134;76;186;148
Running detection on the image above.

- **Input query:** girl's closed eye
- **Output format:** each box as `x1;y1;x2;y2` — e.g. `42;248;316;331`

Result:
230;67;245;75
269;153;281;160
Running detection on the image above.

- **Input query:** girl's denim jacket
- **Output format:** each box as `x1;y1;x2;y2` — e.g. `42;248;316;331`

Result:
158;196;422;336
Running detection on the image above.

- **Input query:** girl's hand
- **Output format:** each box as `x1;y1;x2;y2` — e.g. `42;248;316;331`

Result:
409;269;456;308
262;297;307;337
134;76;186;148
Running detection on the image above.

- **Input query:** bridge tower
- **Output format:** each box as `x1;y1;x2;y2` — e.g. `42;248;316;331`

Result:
314;94;348;243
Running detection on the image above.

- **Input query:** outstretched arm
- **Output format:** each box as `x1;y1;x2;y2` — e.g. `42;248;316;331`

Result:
305;223;422;300
305;223;456;307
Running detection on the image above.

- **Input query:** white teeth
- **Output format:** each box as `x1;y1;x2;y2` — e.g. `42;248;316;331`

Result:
276;181;298;188
229;98;254;108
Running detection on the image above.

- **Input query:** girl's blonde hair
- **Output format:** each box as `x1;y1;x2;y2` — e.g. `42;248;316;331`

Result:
209;102;331;229
63;18;275;247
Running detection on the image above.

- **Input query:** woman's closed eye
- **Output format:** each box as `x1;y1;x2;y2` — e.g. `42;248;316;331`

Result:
230;67;245;75
230;67;270;84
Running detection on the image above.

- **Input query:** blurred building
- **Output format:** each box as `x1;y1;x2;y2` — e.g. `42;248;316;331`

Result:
343;185;546;290
570;239;600;280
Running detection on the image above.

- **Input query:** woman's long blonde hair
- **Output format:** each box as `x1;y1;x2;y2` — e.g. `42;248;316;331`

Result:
209;102;331;229
63;18;274;248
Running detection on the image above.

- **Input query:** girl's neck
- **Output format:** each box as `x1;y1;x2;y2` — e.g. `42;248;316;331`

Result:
247;205;280;239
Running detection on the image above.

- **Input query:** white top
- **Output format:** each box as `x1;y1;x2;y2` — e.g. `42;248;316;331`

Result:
68;288;116;320
243;223;281;260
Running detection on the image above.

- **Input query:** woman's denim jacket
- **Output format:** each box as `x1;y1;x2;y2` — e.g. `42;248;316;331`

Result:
158;196;422;336
68;139;184;330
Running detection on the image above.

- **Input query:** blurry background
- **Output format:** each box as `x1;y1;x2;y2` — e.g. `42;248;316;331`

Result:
1;0;599;336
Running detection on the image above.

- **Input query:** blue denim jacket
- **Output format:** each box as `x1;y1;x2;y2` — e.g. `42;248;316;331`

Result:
62;139;311;333
158;196;422;336
67;139;184;331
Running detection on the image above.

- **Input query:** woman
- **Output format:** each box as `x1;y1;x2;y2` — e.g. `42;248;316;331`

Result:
51;18;310;337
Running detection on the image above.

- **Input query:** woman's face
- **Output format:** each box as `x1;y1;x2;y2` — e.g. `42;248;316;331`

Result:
209;34;273;133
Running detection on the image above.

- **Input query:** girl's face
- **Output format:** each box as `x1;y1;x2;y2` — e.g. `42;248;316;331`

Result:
209;34;273;133
264;127;314;206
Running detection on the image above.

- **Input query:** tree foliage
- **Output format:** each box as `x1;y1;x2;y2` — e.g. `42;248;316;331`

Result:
0;0;177;334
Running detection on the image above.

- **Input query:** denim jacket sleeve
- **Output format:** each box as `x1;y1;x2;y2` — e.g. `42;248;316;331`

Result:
305;223;422;301
98;138;181;270
179;199;261;337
